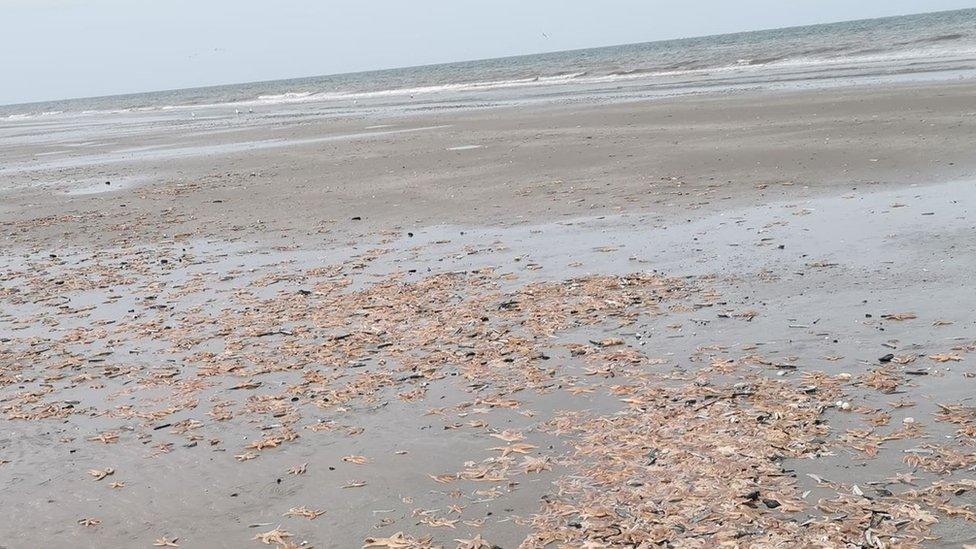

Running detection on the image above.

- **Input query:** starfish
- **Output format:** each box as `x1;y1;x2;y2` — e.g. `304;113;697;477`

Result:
283;506;325;520
362;532;415;548
247;437;282;450
88;468;115;481
421;516;458;528
889;472;920;485
488;430;523;442
454;535;492;549
253;527;293;545
521;455;551;473
88;432;119;444
489;443;536;457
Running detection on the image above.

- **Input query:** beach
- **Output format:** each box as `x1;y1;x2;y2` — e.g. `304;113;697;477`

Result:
2;76;976;548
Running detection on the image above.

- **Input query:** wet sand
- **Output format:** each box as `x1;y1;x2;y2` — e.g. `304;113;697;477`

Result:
2;81;976;548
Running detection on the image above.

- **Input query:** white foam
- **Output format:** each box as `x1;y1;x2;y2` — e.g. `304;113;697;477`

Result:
256;91;314;101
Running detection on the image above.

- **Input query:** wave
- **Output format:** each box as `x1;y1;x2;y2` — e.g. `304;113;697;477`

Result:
3;110;64;120
256;91;315;101
767;43;976;70
897;32;966;46
736;55;789;66
262;71;591;102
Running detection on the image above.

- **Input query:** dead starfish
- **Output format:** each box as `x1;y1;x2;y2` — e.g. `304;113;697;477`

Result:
88;432;119;444
283;506;325;520
88;468;115;481
455;535;492;549
252;527;292;545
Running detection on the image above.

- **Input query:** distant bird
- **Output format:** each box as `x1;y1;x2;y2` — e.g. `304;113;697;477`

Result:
542;32;549;38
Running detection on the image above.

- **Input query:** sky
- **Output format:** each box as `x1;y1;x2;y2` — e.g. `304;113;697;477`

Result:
2;0;974;105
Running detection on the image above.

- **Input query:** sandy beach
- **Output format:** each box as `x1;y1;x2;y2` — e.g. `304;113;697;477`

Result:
2;80;976;548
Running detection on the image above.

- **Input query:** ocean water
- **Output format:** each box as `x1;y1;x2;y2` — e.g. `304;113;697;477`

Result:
2;8;975;119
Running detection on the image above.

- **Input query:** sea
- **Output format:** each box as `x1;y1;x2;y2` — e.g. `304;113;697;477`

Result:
2;8;975;120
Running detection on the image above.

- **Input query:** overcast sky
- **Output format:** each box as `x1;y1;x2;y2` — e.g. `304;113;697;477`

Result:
2;0;973;105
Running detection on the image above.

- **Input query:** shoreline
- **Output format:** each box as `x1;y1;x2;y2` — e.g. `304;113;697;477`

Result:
3;80;976;251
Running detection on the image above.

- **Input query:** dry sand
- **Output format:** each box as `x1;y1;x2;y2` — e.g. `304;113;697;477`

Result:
1;81;976;548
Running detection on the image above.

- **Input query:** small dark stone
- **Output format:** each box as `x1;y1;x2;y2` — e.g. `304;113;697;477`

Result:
763;498;781;509
879;353;894;363
351;216;362;221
